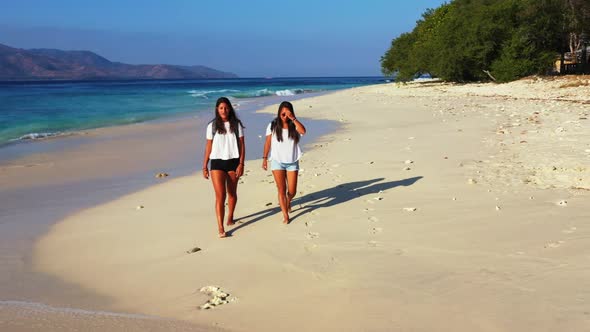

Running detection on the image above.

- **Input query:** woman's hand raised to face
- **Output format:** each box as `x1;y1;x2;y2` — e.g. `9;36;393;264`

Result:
282;109;295;121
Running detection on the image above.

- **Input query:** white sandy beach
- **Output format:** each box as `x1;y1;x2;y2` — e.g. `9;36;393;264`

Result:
32;77;590;331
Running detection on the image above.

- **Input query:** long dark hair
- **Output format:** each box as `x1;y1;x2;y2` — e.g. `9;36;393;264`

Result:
213;97;243;134
271;101;300;144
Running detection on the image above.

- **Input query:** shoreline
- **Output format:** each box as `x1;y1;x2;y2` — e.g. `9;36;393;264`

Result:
0;90;333;163
0;91;333;189
0;89;341;331
8;76;590;331
0;76;387;151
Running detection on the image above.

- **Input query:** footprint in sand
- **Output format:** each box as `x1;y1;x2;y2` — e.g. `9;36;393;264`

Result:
544;240;565;249
306;232;320;239
368;216;379;222
562;226;577;234
363;207;375;212
393;249;405;255
305;220;316;228
368;240;379;247
199;286;236;310
369;227;383;235
304;243;318;252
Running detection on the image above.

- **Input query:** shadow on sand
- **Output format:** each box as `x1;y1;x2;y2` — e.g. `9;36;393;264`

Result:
229;176;423;235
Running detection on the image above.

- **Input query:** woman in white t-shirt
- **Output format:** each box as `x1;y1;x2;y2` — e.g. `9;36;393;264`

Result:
203;97;245;238
262;101;306;224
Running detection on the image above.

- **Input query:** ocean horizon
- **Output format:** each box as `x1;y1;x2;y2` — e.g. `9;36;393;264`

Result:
0;76;388;147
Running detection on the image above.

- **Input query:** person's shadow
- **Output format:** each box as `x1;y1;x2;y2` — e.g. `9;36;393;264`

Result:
229;176;423;235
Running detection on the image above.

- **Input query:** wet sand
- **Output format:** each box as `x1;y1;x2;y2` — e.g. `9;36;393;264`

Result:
0;93;336;331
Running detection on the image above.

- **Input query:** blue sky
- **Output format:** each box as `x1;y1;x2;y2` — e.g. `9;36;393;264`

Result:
0;0;447;77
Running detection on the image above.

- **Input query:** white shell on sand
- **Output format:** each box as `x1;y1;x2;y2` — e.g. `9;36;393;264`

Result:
199;286;235;310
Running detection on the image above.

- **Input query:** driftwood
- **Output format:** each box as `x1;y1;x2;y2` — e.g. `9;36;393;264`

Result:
483;70;497;82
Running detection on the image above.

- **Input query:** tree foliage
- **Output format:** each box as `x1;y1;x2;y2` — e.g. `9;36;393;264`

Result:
381;0;589;82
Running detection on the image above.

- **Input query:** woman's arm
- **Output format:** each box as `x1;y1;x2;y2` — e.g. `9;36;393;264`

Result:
237;136;246;177
203;139;212;179
286;112;306;135
262;135;271;170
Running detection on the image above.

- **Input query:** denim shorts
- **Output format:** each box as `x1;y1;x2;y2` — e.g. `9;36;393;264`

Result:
271;160;299;171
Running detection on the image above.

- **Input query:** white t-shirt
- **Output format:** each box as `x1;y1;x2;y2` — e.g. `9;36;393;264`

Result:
265;122;302;163
206;121;244;160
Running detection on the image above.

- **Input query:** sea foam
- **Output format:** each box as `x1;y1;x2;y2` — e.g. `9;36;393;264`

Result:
0;300;159;319
16;132;62;141
231;88;310;98
188;89;239;98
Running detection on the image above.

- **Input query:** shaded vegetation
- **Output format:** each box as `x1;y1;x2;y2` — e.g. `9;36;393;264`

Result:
381;0;590;82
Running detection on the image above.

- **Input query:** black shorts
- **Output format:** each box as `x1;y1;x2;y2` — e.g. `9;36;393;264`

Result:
210;158;240;173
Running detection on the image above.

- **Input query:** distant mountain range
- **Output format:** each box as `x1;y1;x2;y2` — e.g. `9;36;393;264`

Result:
0;43;237;81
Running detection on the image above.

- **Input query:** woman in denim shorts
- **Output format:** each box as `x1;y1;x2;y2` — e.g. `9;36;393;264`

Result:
262;101;306;224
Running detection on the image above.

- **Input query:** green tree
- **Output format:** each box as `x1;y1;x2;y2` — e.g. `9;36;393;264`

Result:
381;0;582;82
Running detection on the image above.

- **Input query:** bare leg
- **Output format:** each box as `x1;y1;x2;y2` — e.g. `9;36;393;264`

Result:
272;170;289;223
225;171;239;226
286;170;299;213
211;170;228;237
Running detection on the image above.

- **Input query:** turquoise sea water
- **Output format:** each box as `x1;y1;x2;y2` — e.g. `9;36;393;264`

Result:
0;77;388;146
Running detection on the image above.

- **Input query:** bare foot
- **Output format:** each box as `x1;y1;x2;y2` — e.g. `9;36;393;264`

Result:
283;217;290;225
219;232;228;238
226;218;235;226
